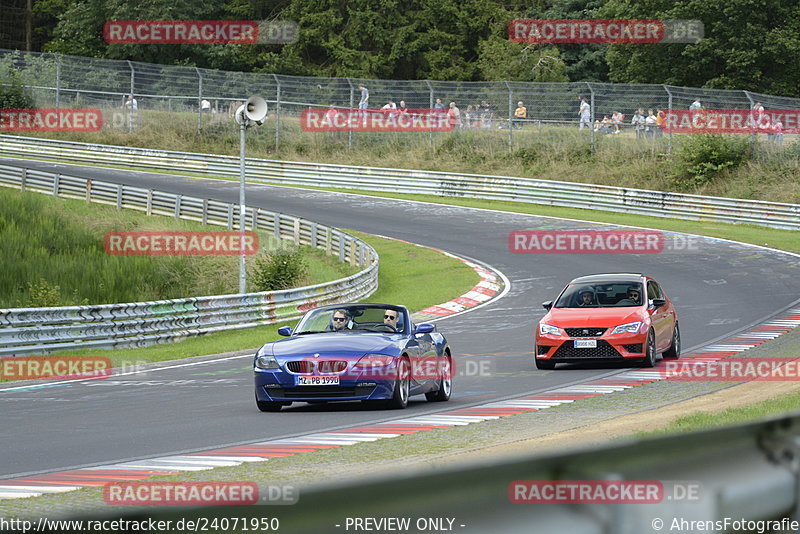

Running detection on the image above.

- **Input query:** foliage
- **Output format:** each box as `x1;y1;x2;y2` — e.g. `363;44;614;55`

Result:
0;72;35;108
518;0;609;82
251;248;308;291
476;40;567;82
25;278;63;307
600;0;800;97
671;134;751;190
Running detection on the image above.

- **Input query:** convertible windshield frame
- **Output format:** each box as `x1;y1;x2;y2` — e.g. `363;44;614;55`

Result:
294;304;409;335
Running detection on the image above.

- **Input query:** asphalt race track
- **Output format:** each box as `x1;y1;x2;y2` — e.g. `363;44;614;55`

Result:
2;157;800;479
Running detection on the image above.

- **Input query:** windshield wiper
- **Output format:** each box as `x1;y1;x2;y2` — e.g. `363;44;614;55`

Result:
295;330;328;335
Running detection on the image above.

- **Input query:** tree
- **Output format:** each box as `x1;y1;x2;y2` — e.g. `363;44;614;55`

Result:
518;0;609;82
600;0;800;97
476;39;567;82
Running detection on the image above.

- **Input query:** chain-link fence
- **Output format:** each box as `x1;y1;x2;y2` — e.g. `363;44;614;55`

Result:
2;48;799;155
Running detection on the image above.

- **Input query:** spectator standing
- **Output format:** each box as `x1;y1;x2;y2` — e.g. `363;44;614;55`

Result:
464;105;474;127
357;84;369;125
514;101;527;129
200;99;211;113
772;118;784;145
655;109;666;138
434;98;446;111
689;98;702;111
644;109;657;138
480;100;494;129
123;94;138;130
358;84;369;109
578;96;591;130
631;108;645;138
447;101;461;130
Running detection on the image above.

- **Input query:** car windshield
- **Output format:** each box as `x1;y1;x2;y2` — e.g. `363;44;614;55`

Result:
294;305;407;334
554;282;644;308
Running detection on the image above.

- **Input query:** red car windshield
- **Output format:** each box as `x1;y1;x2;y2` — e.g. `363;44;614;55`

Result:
555;282;644;308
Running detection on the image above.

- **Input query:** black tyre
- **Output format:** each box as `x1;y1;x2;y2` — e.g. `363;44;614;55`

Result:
256;400;283;412
663;323;681;359
425;354;452;402
535;358;556;370
387;358;410;409
641;330;657;368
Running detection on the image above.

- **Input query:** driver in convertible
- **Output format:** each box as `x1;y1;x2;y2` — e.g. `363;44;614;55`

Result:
383;309;400;331
328;309;351;331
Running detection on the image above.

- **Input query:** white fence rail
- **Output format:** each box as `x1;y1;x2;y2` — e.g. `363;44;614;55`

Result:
2;135;798;230
0;162;378;357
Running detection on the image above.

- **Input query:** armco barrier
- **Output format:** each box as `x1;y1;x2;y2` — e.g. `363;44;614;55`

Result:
0;163;378;357
1;135;798;230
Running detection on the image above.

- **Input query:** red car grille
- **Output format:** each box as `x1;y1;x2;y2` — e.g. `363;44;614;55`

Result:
552;340;622;360
564;327;607;337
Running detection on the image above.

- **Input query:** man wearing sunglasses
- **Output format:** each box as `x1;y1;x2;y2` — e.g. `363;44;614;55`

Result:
626;288;642;305
383;310;400;331
329;309;350;331
617;287;642;306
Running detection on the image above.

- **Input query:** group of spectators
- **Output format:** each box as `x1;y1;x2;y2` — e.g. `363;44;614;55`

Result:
580;96;785;143
579;96;665;138
359;84;507;130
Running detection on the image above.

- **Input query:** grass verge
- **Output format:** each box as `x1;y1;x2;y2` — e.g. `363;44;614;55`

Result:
25;231;479;368
0;186;358;307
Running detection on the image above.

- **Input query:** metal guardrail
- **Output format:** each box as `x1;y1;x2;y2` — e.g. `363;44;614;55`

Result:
2;134;799;230
0;163;378;357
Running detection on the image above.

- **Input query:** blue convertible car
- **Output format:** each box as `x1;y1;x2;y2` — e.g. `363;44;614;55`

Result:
254;303;452;412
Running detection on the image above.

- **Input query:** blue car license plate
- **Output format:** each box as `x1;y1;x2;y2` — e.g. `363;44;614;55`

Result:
296;375;340;386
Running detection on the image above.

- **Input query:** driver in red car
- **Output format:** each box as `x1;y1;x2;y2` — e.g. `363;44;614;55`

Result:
577;288;596;307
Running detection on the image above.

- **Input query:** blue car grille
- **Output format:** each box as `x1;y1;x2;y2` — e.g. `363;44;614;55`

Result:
266;385;376;399
285;360;348;373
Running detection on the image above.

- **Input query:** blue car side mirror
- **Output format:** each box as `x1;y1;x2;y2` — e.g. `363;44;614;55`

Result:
278;326;293;337
415;323;435;334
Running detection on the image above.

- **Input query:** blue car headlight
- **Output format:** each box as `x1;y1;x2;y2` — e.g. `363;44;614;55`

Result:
611;321;643;335
539;323;561;336
254;347;280;370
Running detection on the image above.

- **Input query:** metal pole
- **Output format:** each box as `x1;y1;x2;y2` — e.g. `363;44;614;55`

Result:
346;78;354;150
196;67;203;135
127;60;135;133
425;80;434;149
664;85;673;154
239;117;247;294
744;90;756;147
588;82;595;152
55;55;61;110
273;74;281;151
505;81;513;149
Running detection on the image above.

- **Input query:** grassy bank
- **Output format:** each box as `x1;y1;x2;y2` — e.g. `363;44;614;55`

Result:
0;186;358;307
33;231;480;368
24;109;800;204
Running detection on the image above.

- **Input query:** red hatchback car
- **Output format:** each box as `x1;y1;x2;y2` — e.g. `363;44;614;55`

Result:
535;273;680;369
